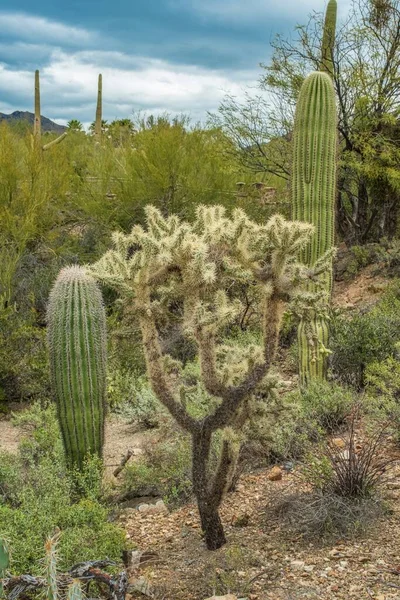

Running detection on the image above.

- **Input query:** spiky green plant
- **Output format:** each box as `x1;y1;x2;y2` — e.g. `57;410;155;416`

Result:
0;539;9;598
292;71;337;384
95;74;102;139
320;0;337;77
47;265;107;469
44;534;59;600
89;204;329;550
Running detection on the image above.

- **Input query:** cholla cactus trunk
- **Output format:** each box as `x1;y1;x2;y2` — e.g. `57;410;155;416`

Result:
47;266;107;469
95;74;102;139
320;0;337;77
34;69;41;139
292;71;337;384
0;539;9;598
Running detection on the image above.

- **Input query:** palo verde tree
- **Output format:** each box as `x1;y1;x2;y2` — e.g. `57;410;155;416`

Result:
89;205;329;549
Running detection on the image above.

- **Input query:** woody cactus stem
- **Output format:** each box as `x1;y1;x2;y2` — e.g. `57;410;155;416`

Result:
34;69;41;139
320;0;337;77
292;71;337;384
95;74;102;139
0;539;9;598
47;265;107;469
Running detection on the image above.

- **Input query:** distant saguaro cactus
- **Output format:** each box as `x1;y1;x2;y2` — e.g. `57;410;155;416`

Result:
0;539;9;598
95;74;102;139
320;0;337;77
292;71;337;384
47;265;107;468
32;70;67;151
34;69;41;140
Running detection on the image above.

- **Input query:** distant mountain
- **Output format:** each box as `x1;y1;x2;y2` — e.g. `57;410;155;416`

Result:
0;111;66;133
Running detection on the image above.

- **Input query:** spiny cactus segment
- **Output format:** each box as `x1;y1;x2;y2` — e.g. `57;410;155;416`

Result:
292;71;337;383
47;265;107;469
320;0;337;77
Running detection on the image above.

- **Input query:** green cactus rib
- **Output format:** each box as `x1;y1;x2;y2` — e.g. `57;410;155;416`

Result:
292;71;337;383
0;539;9;598
47;266;107;468
320;0;337;77
95;74;102;139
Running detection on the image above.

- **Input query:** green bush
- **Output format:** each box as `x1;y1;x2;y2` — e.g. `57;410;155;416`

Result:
107;371;162;428
0;404;126;576
330;282;400;388
296;380;355;433
365;356;400;437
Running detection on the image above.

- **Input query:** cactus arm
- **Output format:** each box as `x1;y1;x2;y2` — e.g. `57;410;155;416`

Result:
43;132;67;151
95;74;102;139
320;0;337;77
67;581;84;600
47;266;107;469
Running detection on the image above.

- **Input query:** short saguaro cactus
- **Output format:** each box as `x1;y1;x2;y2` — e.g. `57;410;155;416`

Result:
47;265;107;469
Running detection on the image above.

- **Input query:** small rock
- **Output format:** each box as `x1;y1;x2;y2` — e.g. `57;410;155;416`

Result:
332;438;346;449
291;560;305;569
204;596;237;600
268;466;283;481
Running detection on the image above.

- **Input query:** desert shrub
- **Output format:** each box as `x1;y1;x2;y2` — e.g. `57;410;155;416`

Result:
270;416;389;539
121;424;193;506
330;282;400;388
0;310;49;404
365;356;400;438
107;371;162;428
0;404;126;575
294;380;355;433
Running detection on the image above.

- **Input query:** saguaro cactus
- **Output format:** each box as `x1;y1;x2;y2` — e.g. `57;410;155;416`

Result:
95;74;102;139
47;265;107;469
292;71;337;384
320;0;337;77
0;539;9;598
34;69;41;140
33;70;67;151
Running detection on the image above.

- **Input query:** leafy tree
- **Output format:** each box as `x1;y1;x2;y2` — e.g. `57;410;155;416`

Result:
214;0;400;244
67;119;83;132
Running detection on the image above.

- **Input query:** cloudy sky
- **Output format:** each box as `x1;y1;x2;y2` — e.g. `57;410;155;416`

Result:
0;0;349;126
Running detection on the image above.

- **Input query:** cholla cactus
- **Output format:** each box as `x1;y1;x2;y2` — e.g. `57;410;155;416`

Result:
0;539;9;598
89;205;328;549
292;70;337;384
44;534;60;600
47;266;107;469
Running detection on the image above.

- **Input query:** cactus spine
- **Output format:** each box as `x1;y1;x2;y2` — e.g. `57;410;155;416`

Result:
0;539;9;598
320;0;337;77
47;265;107;469
95;74;102;139
292;71;337;384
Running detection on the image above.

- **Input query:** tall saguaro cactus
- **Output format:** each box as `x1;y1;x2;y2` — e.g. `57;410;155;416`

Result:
34;69;41;140
95;74;102;139
32;70;67;151
292;71;337;384
47;266;107;469
320;0;337;77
